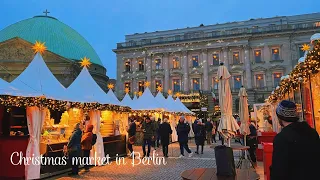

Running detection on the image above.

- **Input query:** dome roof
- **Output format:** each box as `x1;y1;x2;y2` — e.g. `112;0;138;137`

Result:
0;16;103;66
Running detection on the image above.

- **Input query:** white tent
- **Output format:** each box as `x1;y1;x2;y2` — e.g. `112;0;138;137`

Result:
10;53;68;99
106;89;122;106
131;87;163;111
175;97;193;114
165;95;183;112
121;93;133;107
67;67;118;105
155;92;177;112
0;78;38;97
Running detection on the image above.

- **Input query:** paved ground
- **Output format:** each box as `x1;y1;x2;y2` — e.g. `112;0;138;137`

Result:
48;140;264;180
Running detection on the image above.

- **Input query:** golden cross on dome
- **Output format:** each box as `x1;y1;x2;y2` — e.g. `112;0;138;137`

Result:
168;89;172;95
32;41;47;54
301;44;310;51
144;81;150;87
80;57;91;68
138;91;143;97
156;86;163;92
124;88;130;93
107;83;114;89
175;92;181;97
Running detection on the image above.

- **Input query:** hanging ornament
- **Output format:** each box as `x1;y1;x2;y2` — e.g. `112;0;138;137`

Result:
144;81;150;87
32;41;47;54
107;83;114;89
301;44;311;51
168;89;172;95
156;86;163;92
124;88;130;93
138;91;143;97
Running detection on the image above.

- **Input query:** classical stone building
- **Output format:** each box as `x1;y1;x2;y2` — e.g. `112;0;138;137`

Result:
114;13;320;113
0;15;109;91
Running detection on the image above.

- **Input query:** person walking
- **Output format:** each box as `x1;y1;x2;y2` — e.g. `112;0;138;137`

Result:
150;117;159;150
156;118;161;149
158;118;172;157
194;120;206;154
81;124;94;172
211;121;217;143
66;123;82;176
141;117;155;158
205;118;213;145
127;118;136;158
246;120;257;166
177;116;193;158
270;100;320;180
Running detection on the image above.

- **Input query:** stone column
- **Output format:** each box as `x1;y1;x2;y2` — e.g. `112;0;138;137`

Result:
163;52;170;92
182;51;189;92
244;46;252;89
146;54;152;82
201;49;209;91
222;47;229;69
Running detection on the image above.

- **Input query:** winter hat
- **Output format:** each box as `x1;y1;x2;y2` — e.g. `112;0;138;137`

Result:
276;100;299;122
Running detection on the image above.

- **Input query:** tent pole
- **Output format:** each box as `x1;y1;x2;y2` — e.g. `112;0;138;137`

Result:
244;135;247;159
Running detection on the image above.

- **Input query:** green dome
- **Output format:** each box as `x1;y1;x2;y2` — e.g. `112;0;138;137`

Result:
0;16;103;66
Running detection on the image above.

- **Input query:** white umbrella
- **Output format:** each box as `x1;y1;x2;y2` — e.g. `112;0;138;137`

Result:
217;64;240;146
239;87;250;136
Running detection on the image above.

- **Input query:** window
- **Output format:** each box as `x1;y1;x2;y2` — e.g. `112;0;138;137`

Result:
173;57;180;68
192;56;199;67
233;76;242;89
272;48;280;60
254;50;262;63
233;52;240;64
192;78;200;91
138;81;144;92
212;54;219;65
256;74;264;88
212;78;219;90
299;46;305;58
155;80;162;90
155;59;161;69
273;73;282;87
138;60;144;71
125;60;131;72
124;82;131;92
173;79;180;92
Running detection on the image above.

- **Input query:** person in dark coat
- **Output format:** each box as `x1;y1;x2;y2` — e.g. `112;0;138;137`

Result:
127;118;136;158
194;120;206;154
205;119;213;145
67;123;82;176
158;118;172;157
270;100;320;180
246;120;257;165
141;117;155;157
176;116;193;158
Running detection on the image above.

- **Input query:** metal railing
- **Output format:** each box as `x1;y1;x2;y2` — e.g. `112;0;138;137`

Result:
117;22;320;49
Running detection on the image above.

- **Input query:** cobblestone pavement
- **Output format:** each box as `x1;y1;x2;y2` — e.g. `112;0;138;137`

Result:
49;140;263;180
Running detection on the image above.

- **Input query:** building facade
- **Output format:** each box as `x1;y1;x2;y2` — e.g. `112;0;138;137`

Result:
114;13;320;113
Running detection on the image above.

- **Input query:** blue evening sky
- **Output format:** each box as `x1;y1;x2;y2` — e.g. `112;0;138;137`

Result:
0;0;319;79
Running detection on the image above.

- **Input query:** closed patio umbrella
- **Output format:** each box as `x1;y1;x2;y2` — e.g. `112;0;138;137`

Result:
217;63;239;146
239;86;250;136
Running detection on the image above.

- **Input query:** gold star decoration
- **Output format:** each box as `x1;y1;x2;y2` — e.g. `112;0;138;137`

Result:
168;89;172;95
124;88;130;93
301;44;310;51
144;81;150;87
134;91;137;95
175;92;181;97
156;86;163;92
107;83;114;89
80;57;92;68
138;91;143;97
32;41;47;54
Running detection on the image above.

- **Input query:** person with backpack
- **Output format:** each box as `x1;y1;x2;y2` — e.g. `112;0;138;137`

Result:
81;124;94;172
67;123;82;176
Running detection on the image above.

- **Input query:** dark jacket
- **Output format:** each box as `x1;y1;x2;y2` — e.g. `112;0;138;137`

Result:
81;125;94;150
67;127;82;155
194;123;206;146
270;122;320;180
142;121;155;140
204;121;213;132
176;122;190;143
128;122;136;137
159;122;172;146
